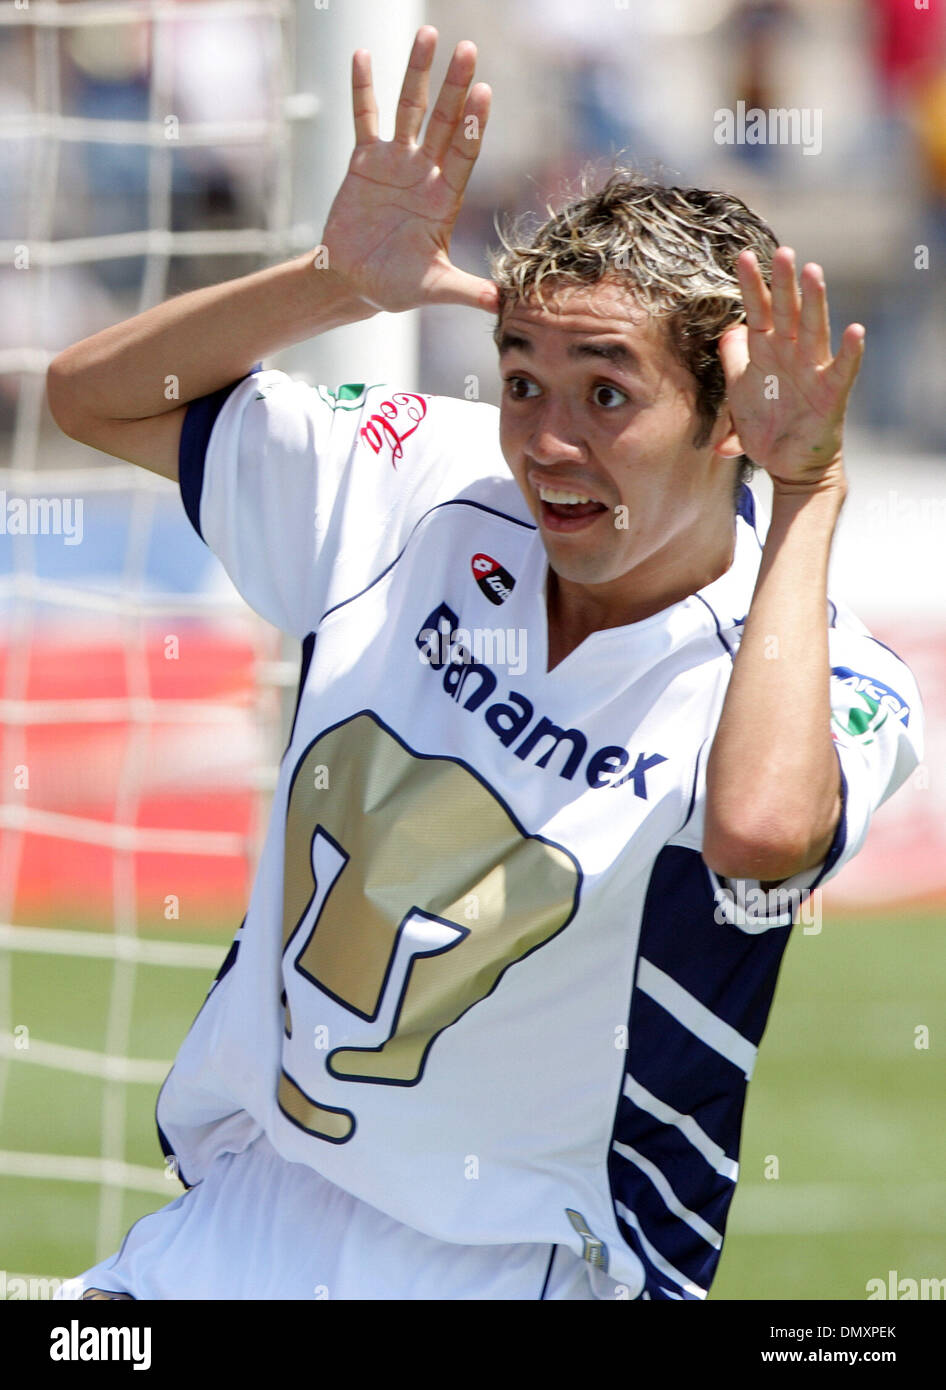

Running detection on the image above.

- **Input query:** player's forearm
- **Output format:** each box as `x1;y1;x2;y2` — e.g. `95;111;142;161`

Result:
47;253;375;430
703;478;847;880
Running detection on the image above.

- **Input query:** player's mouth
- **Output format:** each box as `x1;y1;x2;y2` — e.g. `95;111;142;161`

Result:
536;483;609;533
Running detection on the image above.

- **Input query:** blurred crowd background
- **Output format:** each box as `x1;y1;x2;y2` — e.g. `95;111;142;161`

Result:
435;0;946;445
2;0;945;447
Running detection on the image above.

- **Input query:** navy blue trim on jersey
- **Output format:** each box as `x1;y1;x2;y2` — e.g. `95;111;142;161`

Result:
625;991;749;1145
153;916;246;1188
696;585;838;661
608;844;794;1299
155;1118;190;1189
615;1176;720;1293
737;480;764;549
539;1246;557;1300
679;737;708;835
287;632;316;749
212;933;241;988
616;1090;735;1234
807;751;848;890
319;499;536;626
692;592;734;659
736;482;755;528
154;1080;193;1190
106;1201;177;1278
178;365;261;542
865;632;908;664
640;847;790;1043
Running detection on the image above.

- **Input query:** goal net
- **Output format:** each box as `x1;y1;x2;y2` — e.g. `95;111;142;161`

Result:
0;0;419;1290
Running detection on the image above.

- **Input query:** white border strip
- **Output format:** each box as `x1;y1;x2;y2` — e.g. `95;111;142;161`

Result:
0;805;247;855
0;1149;174;1196
0;1033;170;1084
0;922;225;967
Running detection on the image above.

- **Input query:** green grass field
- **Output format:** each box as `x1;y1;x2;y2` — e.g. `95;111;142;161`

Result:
2;907;944;1299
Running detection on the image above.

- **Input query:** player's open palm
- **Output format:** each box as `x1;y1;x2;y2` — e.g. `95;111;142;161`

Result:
321;26;498;315
718;248;865;490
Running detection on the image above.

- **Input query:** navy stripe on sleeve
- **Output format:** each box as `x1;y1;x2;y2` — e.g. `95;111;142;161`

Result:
178;364;261;542
809;753;849;890
735;481;756;528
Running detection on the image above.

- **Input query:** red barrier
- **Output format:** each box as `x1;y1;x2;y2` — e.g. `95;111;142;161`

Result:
1;624;275;934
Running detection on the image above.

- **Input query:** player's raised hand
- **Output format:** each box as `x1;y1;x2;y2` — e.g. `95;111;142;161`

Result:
718;248;865;491
320;27;498;315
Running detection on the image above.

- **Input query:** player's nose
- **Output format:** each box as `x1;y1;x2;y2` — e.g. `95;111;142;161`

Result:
526;396;586;467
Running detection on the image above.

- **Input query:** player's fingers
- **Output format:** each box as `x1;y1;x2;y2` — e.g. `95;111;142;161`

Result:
797;263;831;363
352;49;379;145
824;323;865;395
770;247;801;340
427;266;500;313
393;26;437;146
737;250;773;334
717;322;750;384
439;83;491;199
421;39;478;168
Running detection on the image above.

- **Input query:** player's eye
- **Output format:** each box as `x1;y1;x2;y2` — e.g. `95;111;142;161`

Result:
504;376;540;401
591;383;629;409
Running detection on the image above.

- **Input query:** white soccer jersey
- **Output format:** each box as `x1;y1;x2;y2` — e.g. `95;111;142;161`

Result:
158;370;923;1300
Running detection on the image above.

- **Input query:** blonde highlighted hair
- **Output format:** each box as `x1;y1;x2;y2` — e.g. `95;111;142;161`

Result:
490;166;780;486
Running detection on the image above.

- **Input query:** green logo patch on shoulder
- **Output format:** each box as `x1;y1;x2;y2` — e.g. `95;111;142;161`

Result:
317;383;382;411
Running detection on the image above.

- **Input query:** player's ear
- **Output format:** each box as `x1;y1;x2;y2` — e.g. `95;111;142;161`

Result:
710;407;744;460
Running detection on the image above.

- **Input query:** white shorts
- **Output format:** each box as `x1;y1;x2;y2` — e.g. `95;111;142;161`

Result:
59;1133;621;1300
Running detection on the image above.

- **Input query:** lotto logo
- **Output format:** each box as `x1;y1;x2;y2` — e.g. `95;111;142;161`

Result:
471;553;515;605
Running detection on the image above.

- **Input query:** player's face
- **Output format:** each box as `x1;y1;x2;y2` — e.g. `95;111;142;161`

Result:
497;279;739;595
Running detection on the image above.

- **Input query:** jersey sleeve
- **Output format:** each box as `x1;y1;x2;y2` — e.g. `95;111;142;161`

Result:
178;369;507;640
677;600;924;928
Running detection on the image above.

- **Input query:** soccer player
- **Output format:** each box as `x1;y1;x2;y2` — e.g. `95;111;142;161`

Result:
47;29;922;1300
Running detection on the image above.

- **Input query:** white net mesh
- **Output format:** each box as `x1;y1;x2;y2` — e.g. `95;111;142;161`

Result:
0;0;319;1276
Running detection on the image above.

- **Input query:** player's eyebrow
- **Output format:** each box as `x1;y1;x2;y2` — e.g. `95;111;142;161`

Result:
570;340;641;369
495;329;532;356
495;329;643;373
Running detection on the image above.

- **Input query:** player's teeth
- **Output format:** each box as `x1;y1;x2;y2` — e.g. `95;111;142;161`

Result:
538;486;596;505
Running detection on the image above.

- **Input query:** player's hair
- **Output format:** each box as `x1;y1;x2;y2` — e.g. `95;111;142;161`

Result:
490;165;781;503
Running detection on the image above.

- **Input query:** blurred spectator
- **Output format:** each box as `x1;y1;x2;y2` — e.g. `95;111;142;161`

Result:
724;0;801;169
62;20;151;291
869;0;946;215
2;1;944;449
